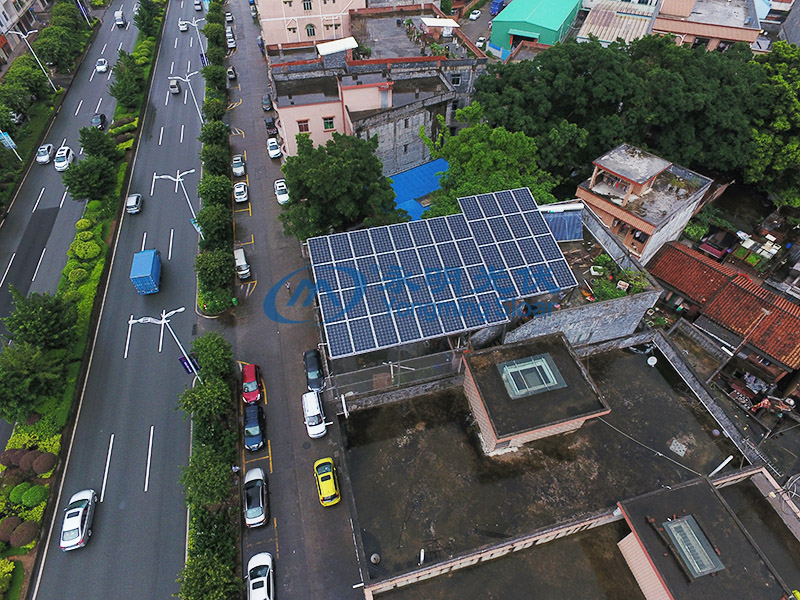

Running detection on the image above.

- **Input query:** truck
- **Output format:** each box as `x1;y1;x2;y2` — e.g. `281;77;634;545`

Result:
130;249;162;294
490;0;505;15
114;10;127;27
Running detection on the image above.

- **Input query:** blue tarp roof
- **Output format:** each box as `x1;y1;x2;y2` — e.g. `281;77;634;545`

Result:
391;159;449;220
541;203;583;241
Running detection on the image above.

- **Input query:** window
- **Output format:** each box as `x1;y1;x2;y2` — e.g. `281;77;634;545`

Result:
498;354;567;399
403;144;408;154
450;73;461;86
404;118;409;129
323;117;334;130
306;24;316;37
298;120;309;133
663;516;725;578
303;0;312;9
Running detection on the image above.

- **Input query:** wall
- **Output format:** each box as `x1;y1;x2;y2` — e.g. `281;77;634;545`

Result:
278;99;342;155
257;0;365;45
341;83;384;111
639;193;703;265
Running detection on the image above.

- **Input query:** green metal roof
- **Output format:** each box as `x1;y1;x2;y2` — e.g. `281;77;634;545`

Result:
494;0;582;32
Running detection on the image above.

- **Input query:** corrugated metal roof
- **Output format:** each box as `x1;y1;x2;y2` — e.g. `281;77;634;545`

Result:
660;0;695;18
390;159;449;220
647;242;737;306
494;0;583;32
540;203;583;241
576;0;654;44
653;17;761;42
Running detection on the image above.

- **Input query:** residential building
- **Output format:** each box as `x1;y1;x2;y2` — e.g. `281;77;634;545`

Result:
576;143;713;266
489;0;582;50
0;0;46;66
256;0;364;46
575;0;656;46
651;0;763;52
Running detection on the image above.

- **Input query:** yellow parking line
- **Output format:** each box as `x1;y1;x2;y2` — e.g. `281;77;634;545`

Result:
243;149;247;161
234;234;255;247
245;280;258;298
268;439;272;473
273;517;279;558
233;204;250;214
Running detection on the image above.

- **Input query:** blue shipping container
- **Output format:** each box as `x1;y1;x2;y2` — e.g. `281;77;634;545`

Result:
130;249;162;294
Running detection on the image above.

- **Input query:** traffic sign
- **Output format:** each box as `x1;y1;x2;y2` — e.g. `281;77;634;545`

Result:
0;132;17;150
190;218;203;235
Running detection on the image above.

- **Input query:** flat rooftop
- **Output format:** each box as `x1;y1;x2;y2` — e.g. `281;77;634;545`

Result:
267;44;320;65
594;144;671;185
349;76;446;121
345;348;739;579
274;75;339;108
690;0;757;28
465;335;608;437
620;478;788;599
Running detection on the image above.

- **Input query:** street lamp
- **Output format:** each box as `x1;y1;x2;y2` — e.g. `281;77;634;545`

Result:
182;17;207;60
7;29;58;92
129;306;203;383
169;71;204;124
73;0;92;27
154;168;204;239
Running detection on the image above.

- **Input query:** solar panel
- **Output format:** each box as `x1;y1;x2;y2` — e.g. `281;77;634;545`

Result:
409;220;434;246
512;188;537;211
536;234;562;261
460;196;482;221
407;275;433;305
313;264;340;292
499;241;524;267
365;284;390;314
439;242;462;269
370;228;394;253
478;292;508;323
350;230;373;257
467;265;493;295
394;309;421;342
477;194;501;217
491;268;518;299
418;246;443;271
329;233;353;260
429;218;453;243
356;256;381;284
385;281;411;309
457;239;482;266
308;237;332;264
326;322;352;357
372;313;398;346
506;213;531;238
446;214;472;239
517;237;543;265
525;211;551;236
438;301;465;332
448;267;471;297
510;267;539;296
377;253;400;277
469;220;494;246
550;259;578;288
479;245;504;270
398;249;423;276
336;259;361;289
495;190;518;214
319;292;346;323
416;304;444;337
532;263;557;293
340;288;368;318
488;217;513;242
389;224;413;249
350;318;376;352
459;296;486;328
427;271;454;302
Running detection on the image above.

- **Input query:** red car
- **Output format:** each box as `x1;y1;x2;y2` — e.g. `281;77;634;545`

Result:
242;363;263;404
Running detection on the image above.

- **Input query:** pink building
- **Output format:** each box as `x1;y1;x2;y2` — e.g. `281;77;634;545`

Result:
256;0;365;45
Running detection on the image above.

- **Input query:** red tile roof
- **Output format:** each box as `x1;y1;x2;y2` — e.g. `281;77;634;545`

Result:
647;242;737;306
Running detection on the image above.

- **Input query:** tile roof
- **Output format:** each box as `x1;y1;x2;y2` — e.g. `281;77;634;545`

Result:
647;242;737;305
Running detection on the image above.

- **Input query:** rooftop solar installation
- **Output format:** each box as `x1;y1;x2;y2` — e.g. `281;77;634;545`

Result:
307;188;578;358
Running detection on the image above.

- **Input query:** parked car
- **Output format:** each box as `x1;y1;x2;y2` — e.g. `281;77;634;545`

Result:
54;146;75;172
36;144;54;165
194;0;202;9
267;138;281;159
169;79;181;94
244;403;266;451
59;489;97;551
303;349;324;391
476;36;487;49
234;181;249;203
227;36;237;49
95;57;109;72
125;193;143;214
244;468;269;527
232;154;246;176
242;362;263;404
91;113;107;129
302;390;326;438
273;179;289;205
261;94;273;111
469;9;481;20
313;457;341;506
264;117;278;137
225;11;234;21
178;19;189;31
227;65;237;80
246;552;274;600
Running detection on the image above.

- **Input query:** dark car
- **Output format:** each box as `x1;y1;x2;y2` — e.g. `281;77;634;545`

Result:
264;117;278;137
91;113;107;129
303;349;324;391
261;94;273;111
244;403;266;451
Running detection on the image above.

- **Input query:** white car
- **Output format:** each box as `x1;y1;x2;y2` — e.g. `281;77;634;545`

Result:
247;553;274;600
267;138;281;159
59;489;97;551
476;36;487;49
273;179;289;205
234;181;249;203
225;11;233;21
232;154;246;177
95;58;108;72
178;20;188;31
244;468;269;528
36;144;54;164
194;0;202;9
469;9;481;20
226;36;236;49
54;146;75;172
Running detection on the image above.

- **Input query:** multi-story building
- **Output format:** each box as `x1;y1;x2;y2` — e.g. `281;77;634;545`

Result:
256;0;365;46
0;0;45;66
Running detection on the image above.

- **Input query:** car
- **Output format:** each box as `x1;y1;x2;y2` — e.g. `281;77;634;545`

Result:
234;181;249;203
313;457;341;506
90;113;107;129
178;19;188;31
194;0;202;9
469;9;481;19
35;144;54;165
273;179;289;205
243;468;269;527
267;137;281;159
302;391;326;438
476;36;487;49
227;65;237;80
125;193;142;214
303;349;324;391
95;57;108;72
8;111;24;125
169;79;181;94
264;117;278;137
244;403;266;451
54;146;75;172
225;11;234;21
226;36;236;49
59;489;97;551
261;94;273;112
232;154;246;177
246;552;274;600
242;362;262;404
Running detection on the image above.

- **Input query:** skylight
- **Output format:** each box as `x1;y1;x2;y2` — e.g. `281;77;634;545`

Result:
498;353;567;399
663;515;725;578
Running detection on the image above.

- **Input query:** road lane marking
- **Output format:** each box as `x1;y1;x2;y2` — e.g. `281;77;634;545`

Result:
273;517;279;559
0;254;15;288
169;228;174;259
184;88;188;104
118;41;123;51
245;280;257;298
165;90;170;106
101;43;107;53
95;98;102;113
31;248;46;281
60;188;68;207
141;231;147;251
79;147;84;155
159;319;166;352
150;171;156;196
32;187;45;212
89;69;96;82
170;61;174;74
187;59;191;72
180;124;184;143
190;36;193;48
144;425;154;492
124;314;134;358
100;433;114;502
158;126;164;145
107;68;113;81
74;100;83;116
61;137;67;148
174;38;178;49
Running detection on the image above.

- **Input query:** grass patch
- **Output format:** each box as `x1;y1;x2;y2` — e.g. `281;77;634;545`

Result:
5;560;23;600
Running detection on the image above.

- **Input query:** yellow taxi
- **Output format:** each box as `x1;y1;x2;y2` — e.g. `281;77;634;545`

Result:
313;457;341;507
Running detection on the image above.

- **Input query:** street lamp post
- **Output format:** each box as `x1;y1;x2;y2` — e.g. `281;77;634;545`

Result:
129;307;203;383
169;71;204;124
7;29;58;92
184;17;207;60
73;0;92;27
154;168;204;239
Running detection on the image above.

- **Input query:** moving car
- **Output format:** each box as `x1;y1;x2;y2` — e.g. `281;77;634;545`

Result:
469;9;481;19
59;489;97;551
267;137;281;159
244;468;269;527
273;179;289;205
313;457;341;506
302;391;326;438
169;79;181;94
91;113;107;129
95;57;108;72
225;11;234;21
36;144;54;165
194;0;202;9
232;154;246;176
263;117;278;137
234;181;249;203
242;363;263;404
54;146;75;172
261;94;273;111
303;349;324;391
246;552;274;600
244;403;266;451
227;65;237;80
178;19;189;31
125;193;143;214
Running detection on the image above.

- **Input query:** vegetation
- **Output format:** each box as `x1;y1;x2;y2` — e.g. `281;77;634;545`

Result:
3;288;77;351
109;50;145;108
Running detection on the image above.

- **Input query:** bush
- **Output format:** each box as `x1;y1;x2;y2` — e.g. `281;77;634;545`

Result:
0;451;18;468
191;332;234;381
195;249;234;291
9;483;32;505
117;138;135;152
114;132;135;145
32;452;57;475
76;231;95;242
21;485;48;507
9;520;38;547
0;518;21;543
110;115;136;128
18;450;41;472
68;268;89;284
75;218;92;231
0;558;13;594
19;501;46;523
69;240;101;260
199;288;232;315
683;220;708;241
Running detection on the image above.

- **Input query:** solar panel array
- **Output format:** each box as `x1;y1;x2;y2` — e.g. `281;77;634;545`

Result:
307;188;578;358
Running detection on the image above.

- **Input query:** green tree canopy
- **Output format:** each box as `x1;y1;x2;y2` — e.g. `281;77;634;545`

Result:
191;332;234;381
0;342;65;422
3;56;49;99
195;249;234;290
200;144;229;176
79;126;121;161
51;0;87;30
179;443;231;507
176;550;239;600
203;98;226;121
4;287;77;350
32;26;81;72
279;133;401;239
196;204;232;251
202;23;225;49
61;156;117;202
134;0;159;37
0;82;33;114
198;121;230;147
178;377;231;423
197;174;233;206
109;50;144;108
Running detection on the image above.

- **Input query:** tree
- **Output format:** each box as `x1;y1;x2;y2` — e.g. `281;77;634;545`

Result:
201;65;227;94
203;98;226;121
179;443;231;507
3;56;49;99
134;0;159;37
195;249;234;290
0;82;33;115
109;50;144;108
176;552;239;600
179;378;231;423
0;342;65;422
202;23;225;49
279;133;400;240
200;144;230;176
4;287;77;350
196;204;232;251
191;331;234;381
197;174;233;206
189;508;236;562
79;126;121;161
61;156;118;201
32;26;81;73
205;2;224;25
51;0;87;31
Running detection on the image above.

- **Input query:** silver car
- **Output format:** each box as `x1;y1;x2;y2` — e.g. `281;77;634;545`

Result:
244;468;269;528
36;144;54;164
59;489;97;551
54;146;75;172
247;552;274;600
232;154;246;177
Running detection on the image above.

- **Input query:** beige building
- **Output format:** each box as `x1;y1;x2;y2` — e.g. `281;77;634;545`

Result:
256;0;365;45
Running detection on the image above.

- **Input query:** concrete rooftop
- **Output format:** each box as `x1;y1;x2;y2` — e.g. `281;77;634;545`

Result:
691;0;757;28
274;75;339;108
594;144;671;185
